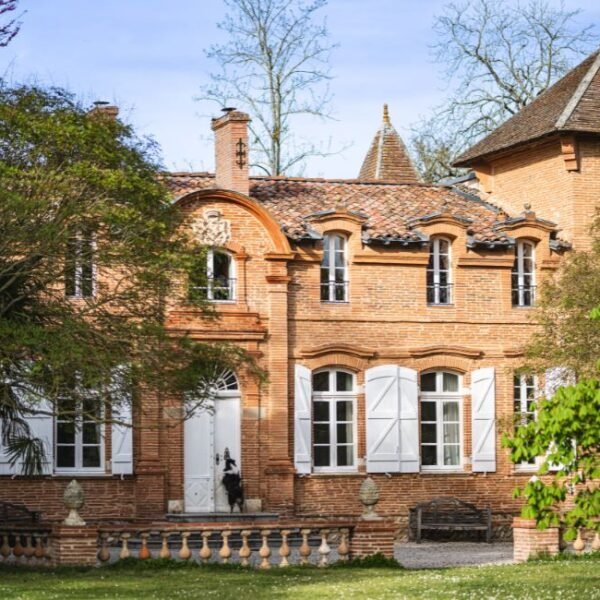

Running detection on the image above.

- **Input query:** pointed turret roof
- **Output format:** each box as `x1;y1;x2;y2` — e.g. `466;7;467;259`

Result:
358;104;420;183
455;50;600;166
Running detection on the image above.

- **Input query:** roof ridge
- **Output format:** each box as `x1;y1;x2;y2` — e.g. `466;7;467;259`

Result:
555;50;600;129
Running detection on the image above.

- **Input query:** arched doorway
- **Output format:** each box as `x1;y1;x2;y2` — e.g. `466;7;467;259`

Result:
184;370;241;512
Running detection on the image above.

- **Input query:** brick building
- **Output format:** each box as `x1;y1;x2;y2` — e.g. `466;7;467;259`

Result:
1;52;599;532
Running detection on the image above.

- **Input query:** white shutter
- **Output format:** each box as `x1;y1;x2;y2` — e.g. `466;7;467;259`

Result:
544;368;573;472
294;364;312;474
366;365;401;473
26;400;54;475
471;367;496;472
398;367;419;473
0;432;16;475
112;403;133;475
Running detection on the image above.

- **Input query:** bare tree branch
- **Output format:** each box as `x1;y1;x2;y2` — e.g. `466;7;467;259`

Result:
0;0;22;47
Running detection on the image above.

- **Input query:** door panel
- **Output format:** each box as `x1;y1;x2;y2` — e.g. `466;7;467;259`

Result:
184;404;214;512
214;396;241;512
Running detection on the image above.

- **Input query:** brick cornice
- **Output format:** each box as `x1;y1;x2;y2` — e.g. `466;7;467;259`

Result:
299;343;377;360
408;345;483;359
353;253;429;266
458;256;515;268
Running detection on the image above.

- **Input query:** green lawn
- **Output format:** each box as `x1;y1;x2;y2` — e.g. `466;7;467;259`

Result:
0;555;598;600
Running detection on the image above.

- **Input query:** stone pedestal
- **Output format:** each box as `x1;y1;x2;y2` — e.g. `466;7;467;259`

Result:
50;525;99;567
351;519;397;559
513;517;559;562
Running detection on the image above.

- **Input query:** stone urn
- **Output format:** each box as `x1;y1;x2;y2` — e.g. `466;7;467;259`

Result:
359;476;381;520
63;479;86;526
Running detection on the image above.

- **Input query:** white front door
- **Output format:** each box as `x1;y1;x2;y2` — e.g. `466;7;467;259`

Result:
184;394;241;512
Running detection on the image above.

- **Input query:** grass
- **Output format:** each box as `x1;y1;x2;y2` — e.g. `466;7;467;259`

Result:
0;554;598;600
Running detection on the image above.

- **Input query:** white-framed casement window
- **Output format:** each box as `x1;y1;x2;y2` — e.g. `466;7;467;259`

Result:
512;240;536;307
55;397;104;473
420;371;462;470
312;368;356;471
514;374;538;469
320;234;348;302
427;237;452;305
65;232;95;298
190;248;236;302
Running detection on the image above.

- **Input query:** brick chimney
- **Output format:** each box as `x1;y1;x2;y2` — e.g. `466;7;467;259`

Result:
89;100;119;119
211;108;251;196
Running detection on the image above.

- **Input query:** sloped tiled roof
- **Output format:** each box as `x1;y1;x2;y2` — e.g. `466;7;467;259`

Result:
166;172;525;246
455;50;600;166
358;105;420;183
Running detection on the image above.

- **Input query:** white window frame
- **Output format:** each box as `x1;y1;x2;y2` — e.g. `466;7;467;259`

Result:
190;248;236;303
427;237;452;305
320;234;349;303
312;368;357;473
65;233;96;299
513;374;541;471
420;371;463;472
54;400;105;474
512;240;536;307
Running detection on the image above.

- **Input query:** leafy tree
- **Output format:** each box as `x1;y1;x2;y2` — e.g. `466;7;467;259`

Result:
504;217;600;539
200;0;338;175
0;84;253;474
411;0;597;182
0;0;21;47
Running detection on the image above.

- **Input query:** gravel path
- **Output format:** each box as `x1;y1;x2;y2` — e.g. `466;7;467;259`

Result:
395;541;514;569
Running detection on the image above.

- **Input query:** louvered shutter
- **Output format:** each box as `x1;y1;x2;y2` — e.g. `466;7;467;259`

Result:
366;365;401;473
294;364;312;474
398;367;419;473
26;400;54;475
471;367;496;472
112;403;133;475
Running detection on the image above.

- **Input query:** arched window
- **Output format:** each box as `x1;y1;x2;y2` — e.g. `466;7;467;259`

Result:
312;368;356;470
189;248;235;302
427;238;452;305
420;370;462;469
320;234;348;302
212;369;239;393
512;240;535;307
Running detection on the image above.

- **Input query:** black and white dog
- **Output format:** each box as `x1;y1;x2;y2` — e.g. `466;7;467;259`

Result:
222;458;244;513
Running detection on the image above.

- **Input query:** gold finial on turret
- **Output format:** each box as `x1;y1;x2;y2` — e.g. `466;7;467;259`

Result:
383;103;390;125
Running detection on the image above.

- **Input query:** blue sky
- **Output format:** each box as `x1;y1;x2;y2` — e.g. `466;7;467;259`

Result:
2;0;599;177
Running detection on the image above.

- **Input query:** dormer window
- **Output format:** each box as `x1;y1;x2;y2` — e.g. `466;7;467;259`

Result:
427;238;452;305
320;234;348;302
190;248;235;302
512;240;535;307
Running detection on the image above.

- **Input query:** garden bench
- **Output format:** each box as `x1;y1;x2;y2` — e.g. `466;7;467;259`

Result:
409;496;492;543
0;501;41;525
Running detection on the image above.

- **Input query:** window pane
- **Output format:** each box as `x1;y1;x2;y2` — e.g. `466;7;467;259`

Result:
313;372;330;392
313;423;330;444
421;401;436;421
443;373;459;392
443;423;460;444
337;445;353;467
56;445;75;468
443;445;460;466
443;401;459;422
333;236;344;252
337;423;353;444
82;398;101;420
334;268;345;283
213;252;230;279
334;251;344;268
422;445;437;466
83;423;101;444
314;445;330;467
313;401;329;421
421;423;437;444
82;446;101;468
57;422;75;444
336;400;353;421
336;372;353;392
334;283;346;302
421;373;437;392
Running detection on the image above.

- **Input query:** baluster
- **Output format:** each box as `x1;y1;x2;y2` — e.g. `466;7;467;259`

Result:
299;528;311;565
42;534;51;560
239;530;252;567
1;533;10;559
338;528;350;561
219;531;232;564
119;533;131;559
199;531;212;564
278;529;291;567
178;531;191;560
13;534;24;559
24;534;34;559
318;529;331;567
34;533;46;560
573;529;585;554
592;532;600;552
139;532;151;560
258;529;271;569
98;532;111;562
159;532;171;559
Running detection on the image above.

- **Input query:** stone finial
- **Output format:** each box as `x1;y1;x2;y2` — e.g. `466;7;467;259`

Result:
63;479;86;526
359;476;381;520
383;103;390;125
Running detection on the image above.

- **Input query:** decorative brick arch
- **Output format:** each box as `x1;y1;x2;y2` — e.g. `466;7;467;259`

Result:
298;343;376;373
174;188;292;254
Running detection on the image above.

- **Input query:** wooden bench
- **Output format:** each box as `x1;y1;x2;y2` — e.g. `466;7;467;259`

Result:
0;502;41;525
409;497;492;543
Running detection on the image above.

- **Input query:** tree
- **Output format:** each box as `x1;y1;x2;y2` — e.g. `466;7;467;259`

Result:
503;217;600;539
411;0;597;182
0;0;21;47
200;0;337;176
0;84;253;474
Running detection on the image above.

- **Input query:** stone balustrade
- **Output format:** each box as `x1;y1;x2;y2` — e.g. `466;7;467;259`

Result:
0;527;52;563
97;524;352;567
